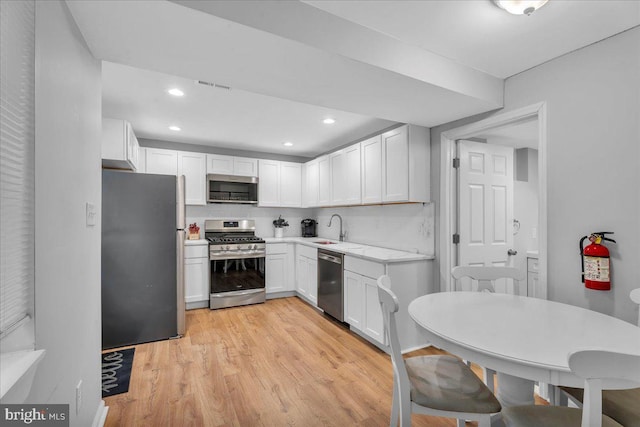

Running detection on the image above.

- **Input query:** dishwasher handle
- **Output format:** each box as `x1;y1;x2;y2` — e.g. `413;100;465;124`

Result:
318;252;342;264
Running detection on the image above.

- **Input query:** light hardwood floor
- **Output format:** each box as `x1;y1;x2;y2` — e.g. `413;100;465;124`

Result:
104;297;545;426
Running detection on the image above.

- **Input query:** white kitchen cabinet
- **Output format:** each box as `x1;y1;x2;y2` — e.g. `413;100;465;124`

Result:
296;244;318;306
206;154;234;175
258;160;280;207
304;159;319;207
330;143;361;205
266;243;294;295
184;243;209;310
145;148;178;175
343;269;385;346
102;118;139;171
137;147;146;173
207;154;258;177
258;160;301;207
381;124;430;203
178;151;207;205
317;155;331;206
280;162;302;207
361;135;382;204
344;270;364;329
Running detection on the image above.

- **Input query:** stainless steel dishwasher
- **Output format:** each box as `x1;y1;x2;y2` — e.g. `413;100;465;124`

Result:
317;249;344;321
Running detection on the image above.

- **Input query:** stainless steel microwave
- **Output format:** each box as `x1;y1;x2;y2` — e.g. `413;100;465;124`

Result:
207;174;258;204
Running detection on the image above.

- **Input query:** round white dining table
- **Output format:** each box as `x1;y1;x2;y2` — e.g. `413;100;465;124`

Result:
408;292;640;408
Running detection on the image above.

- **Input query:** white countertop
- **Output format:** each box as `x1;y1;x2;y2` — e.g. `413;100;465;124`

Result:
263;237;434;263
185;238;208;246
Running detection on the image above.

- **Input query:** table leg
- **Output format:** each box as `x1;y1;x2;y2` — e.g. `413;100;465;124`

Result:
496;373;535;407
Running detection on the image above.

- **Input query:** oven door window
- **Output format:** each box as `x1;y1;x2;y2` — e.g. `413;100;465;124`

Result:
211;256;265;293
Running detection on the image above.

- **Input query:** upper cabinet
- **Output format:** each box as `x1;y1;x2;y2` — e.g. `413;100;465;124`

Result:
258;160;302;207
381;125;430;203
145;148;178;175
305;124;430;208
361;135;382;204
207;154;258;177
102;118;140;171
178;152;207;205
330;144;361;206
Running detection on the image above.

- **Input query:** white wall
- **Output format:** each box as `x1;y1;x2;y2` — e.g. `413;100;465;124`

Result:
187;202;435;256
32;1;103;425
432;27;639;323
315;203;435;255
187;205;313;238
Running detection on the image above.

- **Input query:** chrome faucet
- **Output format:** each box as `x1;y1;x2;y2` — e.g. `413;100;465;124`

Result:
328;214;346;242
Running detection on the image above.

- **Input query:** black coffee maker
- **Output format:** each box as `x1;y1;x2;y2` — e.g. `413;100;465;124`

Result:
301;219;317;237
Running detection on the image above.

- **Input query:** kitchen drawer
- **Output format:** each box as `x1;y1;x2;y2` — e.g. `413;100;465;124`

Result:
297;244;317;259
344;255;385;279
185;245;208;259
527;257;539;273
266;242;288;255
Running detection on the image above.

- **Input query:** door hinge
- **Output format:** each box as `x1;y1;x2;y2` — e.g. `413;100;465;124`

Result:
452;158;460;169
452;234;460;244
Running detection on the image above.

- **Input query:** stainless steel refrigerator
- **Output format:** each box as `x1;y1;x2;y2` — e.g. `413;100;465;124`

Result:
101;170;186;349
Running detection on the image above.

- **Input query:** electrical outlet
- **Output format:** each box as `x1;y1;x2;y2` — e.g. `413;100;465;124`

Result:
76;380;83;414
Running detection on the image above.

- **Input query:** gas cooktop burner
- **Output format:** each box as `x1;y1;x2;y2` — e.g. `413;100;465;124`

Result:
206;236;264;244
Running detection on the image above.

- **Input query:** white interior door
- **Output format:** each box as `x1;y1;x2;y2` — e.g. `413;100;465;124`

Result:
458;140;515;293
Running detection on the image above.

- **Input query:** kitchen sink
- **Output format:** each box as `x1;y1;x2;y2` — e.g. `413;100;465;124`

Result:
314;241;336;245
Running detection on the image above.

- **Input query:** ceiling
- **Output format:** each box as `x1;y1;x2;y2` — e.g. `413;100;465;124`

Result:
67;0;639;157
475;118;539;149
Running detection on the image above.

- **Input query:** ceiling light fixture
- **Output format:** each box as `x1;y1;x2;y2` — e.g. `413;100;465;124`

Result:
283;142;293;147
323;118;336;125
169;126;181;131
168;88;184;97
492;0;548;15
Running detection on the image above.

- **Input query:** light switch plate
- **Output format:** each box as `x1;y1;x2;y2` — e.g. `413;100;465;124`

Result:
86;202;96;227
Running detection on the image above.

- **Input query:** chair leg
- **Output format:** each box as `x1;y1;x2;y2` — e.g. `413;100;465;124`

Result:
477;414;492;427
483;367;496;393
398;390;412;427
456;419;466;427
390;380;399;427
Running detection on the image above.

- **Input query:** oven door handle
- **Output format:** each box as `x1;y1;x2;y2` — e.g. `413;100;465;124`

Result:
210;289;265;298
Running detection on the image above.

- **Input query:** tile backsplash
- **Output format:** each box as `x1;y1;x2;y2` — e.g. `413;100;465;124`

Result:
187;202;435;255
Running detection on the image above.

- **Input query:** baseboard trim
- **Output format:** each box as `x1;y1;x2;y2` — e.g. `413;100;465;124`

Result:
92;400;109;427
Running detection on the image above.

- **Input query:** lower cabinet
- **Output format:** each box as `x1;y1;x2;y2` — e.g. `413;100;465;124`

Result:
266;243;295;295
184;243;210;309
296;250;318;306
344;270;385;346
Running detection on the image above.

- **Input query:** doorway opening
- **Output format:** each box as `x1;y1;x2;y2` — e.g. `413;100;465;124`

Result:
440;103;547;298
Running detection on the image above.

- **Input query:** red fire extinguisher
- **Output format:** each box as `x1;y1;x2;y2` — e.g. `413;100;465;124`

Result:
580;232;616;290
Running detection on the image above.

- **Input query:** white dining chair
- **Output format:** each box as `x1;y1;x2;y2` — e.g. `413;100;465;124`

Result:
557;288;640;426
502;349;640;427
451;265;526;295
377;275;501;427
451;265;526;393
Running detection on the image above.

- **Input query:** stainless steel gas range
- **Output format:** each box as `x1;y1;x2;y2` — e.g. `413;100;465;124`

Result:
205;219;266;309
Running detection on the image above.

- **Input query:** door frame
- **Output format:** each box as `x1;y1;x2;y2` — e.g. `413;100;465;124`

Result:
439;102;548;298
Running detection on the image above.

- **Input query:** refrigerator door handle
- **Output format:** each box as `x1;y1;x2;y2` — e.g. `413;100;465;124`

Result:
176;229;186;336
176;175;186;230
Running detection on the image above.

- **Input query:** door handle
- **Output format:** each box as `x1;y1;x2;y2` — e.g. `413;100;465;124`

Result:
507;249;518;256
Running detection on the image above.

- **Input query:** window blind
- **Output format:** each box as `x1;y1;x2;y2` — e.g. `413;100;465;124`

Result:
0;0;35;337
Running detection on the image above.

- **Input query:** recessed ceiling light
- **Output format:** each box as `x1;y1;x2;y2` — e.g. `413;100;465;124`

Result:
283;142;293;147
168;88;184;97
323;118;336;125
169;126;181;131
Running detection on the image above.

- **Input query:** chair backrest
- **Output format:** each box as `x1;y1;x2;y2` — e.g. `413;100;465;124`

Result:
568;350;640;427
377;276;411;397
451;265;526;295
630;288;640;327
